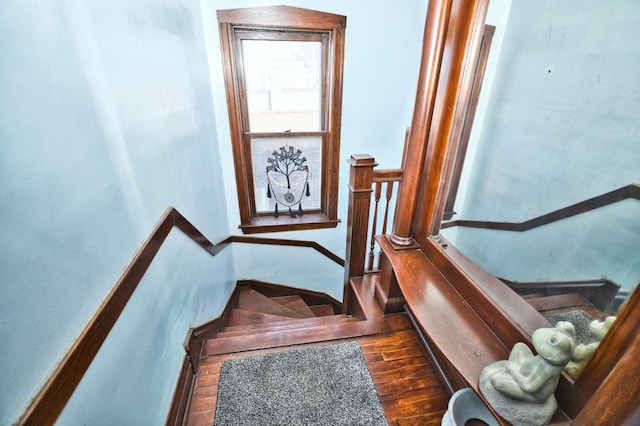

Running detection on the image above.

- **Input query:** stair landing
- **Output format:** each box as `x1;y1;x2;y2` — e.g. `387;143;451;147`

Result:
184;275;451;426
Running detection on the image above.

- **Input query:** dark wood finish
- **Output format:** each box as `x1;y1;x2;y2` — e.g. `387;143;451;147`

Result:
202;278;387;357
369;168;403;271
343;155;377;314
236;287;307;318
271;295;317;317
229;236;344;266
525;294;600;316
187;280;343;364
217;6;345;233
560;284;640;418
378;236;509;389
18;207;347;425
375;252;405;313
222;235;345;266
442;183;640;231
504;278;620;313
236;279;343;312
186;310;450;426
18;208;186;425
309;304;336;317
572;327;640;425
225;309;295;328
343;156;405;313
443;24;495;220
378;236;572;424
420;236;551;345
348;275;389;323
219;314;357;338
391;0;453;245
413;0;490;238
166;355;196;426
217;5;346;29
506;278;621;307
376;0;640;420
237;215;341;234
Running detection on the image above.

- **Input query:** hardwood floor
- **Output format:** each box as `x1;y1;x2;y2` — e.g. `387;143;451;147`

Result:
180;275;608;426
185;312;450;426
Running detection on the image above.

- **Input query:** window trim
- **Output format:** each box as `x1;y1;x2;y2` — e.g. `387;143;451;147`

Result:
217;6;346;234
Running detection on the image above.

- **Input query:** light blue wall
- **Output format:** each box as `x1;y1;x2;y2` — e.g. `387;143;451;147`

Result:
202;0;427;298
446;0;640;291
0;0;236;423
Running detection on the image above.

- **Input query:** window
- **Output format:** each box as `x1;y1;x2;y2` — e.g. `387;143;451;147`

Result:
217;6;346;233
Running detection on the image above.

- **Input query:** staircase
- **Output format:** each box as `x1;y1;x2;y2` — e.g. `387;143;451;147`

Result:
200;285;386;356
200;287;372;357
180;278;453;426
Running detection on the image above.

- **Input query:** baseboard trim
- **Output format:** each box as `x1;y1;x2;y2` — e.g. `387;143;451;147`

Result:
165;355;196;426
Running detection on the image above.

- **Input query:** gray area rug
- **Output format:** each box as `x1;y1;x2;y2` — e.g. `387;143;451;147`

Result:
544;310;596;344
214;342;388;426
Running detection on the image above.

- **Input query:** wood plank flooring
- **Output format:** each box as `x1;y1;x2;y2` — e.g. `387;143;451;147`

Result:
185;313;450;426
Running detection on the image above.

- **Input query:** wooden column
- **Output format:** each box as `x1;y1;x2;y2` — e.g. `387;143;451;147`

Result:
414;0;490;238
390;0;453;246
343;154;377;314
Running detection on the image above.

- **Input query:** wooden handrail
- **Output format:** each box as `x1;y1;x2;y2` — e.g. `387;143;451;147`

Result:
228;235;344;267
442;183;640;231
18;207;344;425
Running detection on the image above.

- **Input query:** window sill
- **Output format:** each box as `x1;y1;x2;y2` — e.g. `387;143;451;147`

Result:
239;213;340;234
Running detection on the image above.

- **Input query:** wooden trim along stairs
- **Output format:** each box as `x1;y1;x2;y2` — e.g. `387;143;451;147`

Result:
441;183;640;232
18;207;344;426
174;276;453;426
168;278;389;425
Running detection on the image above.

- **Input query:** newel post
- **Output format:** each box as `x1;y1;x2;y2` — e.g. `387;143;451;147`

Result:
343;154;377;314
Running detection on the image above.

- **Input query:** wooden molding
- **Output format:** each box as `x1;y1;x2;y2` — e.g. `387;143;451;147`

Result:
390;0;453;243
443;24;496;220
228;235;344;267
18;207;179;425
236;279;342;311
442;183;640;231
413;0;490;237
17;207;345;425
165;355;195;426
217;6;345;233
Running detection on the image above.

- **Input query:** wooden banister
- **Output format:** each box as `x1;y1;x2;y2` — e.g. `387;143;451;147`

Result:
343;155;377;314
442;183;640;232
368;169;403;271
18;207;344;425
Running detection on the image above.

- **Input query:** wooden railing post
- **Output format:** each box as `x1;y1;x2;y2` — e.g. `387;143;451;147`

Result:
390;0;453;246
343;154;377;314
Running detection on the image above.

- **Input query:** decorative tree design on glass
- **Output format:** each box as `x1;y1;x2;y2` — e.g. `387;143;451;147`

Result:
266;145;311;218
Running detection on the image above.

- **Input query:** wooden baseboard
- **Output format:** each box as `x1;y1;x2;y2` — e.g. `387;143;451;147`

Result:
165;355;195;426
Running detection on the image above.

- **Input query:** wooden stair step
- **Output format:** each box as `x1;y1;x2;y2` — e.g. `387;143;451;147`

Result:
237;287;306;318
309;304;336;317
217;315;359;338
226;308;296;327
271;295;316;318
525;293;592;312
521;293;545;299
202;319;387;357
